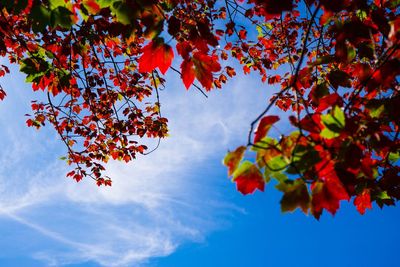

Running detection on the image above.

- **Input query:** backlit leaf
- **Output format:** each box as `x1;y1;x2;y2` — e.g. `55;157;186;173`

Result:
232;161;264;195
276;179;310;213
181;59;195;89
254;115;280;144
354;189;372;214
223;146;246;176
138;40;174;75
192;52;221;90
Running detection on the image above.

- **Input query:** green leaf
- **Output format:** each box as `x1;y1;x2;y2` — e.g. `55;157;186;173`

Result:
117;93;124;101
256;25;263;38
369;104;385;118
110;1;132;25
266;155;288;171
98;0;113;8
251;137;278;152
49;0;68;9
79;4;90;21
50;6;74;29
263;164;287;182
276;179;310;213
25;72;45;83
20;58;38;75
271;171;288;182
356;10;367;21
375;191;391;200
287;145;320;174
265;23;273;30
347;45;356;62
320;106;345;138
232;160;253;180
320;127;339;139
389;152;400;162
332;106;345;127
374;190;395;208
29;5;51;33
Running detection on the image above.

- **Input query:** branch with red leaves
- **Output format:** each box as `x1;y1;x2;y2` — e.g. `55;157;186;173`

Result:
0;0;398;219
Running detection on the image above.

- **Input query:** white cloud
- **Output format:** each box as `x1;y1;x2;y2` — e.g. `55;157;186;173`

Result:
0;64;273;266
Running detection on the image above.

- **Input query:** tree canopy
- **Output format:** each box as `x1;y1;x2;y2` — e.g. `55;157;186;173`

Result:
0;0;399;219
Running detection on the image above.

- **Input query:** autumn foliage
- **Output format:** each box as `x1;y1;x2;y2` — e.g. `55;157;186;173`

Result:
0;0;399;219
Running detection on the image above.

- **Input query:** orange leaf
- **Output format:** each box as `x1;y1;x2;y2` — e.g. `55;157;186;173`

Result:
223;146;247;176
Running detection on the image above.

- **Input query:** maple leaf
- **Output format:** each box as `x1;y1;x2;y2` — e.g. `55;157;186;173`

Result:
181;59;195;89
138;39;174;75
223;146;247;176
276;179;310;213
316;93;342;112
254;115;280;144
311;180;343;219
311;159;350;218
354;189;372;215
232;161;264;195
192;52;221;90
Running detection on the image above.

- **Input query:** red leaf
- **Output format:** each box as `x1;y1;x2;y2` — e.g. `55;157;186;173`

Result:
138;40;174;75
157;44;174;74
83;0;101;14
361;154;376;178
254;115;280;144
316;93;341;112
0;88;6;101
243;65;250;74
311;179;348;219
96;178;104;186
354;189;372;215
298;114;322;133
26;119;34;127
238;29;247;39
250;0;293;15
74;173;83;182
268;75;281;84
176;41;192;59
181;59;195;89
233;162;264;195
192;52;221;90
311;159;350;218
104;179;112;186
319;10;333;25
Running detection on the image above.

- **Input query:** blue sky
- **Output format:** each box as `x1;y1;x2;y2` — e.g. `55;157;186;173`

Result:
0;58;399;267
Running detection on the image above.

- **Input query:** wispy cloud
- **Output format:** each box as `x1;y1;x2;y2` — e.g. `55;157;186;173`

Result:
0;65;272;266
